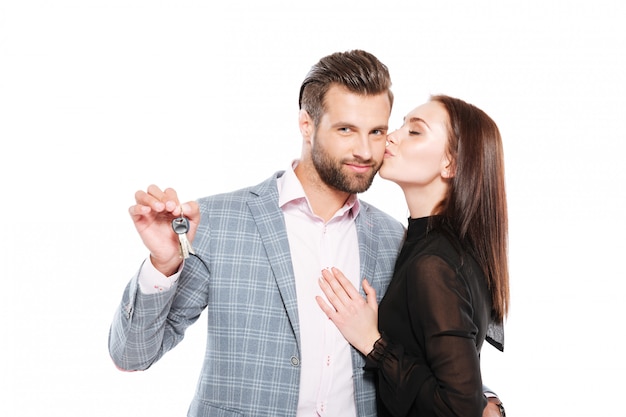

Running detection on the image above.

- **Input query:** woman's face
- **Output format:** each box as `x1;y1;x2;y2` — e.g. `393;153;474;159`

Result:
379;101;452;189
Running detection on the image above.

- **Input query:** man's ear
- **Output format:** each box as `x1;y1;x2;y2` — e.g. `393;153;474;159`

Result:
299;109;314;141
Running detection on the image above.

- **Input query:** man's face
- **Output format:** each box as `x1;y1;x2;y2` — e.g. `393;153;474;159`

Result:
310;85;391;194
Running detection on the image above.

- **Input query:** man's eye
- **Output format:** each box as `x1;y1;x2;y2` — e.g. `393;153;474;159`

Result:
372;129;385;135
339;127;351;133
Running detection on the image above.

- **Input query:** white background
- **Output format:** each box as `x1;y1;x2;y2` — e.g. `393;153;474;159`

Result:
1;1;625;416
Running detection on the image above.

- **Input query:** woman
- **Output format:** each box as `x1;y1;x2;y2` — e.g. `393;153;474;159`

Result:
316;95;509;416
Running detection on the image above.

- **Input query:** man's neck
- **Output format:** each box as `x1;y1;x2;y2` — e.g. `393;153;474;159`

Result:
294;163;352;222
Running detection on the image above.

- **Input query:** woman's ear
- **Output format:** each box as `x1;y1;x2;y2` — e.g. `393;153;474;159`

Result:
441;158;455;179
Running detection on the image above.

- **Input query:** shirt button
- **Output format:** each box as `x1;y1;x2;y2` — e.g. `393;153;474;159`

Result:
290;356;300;366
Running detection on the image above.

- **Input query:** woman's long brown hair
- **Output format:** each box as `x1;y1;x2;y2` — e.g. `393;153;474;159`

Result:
432;95;509;322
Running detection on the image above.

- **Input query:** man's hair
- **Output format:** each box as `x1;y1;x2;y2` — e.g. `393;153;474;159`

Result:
298;50;393;125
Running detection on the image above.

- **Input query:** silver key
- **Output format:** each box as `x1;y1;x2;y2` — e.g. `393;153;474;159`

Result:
172;214;195;259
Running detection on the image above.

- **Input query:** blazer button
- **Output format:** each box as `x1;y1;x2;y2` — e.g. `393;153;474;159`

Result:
290;356;300;366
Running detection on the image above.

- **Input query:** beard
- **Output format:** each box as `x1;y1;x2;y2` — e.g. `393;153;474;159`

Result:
311;140;381;194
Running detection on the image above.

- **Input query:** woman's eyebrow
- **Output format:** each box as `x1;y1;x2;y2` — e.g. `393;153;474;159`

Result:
406;116;430;129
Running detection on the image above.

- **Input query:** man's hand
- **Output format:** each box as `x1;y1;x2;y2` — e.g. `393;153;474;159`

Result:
129;184;199;276
484;397;505;417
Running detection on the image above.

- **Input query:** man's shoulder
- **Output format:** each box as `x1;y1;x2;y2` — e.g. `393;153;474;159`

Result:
357;199;405;236
197;171;282;205
358;199;403;225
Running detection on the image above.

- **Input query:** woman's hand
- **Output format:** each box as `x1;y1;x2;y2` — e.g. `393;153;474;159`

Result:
316;267;381;355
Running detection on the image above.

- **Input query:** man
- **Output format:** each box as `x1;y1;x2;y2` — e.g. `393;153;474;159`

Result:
109;50;503;416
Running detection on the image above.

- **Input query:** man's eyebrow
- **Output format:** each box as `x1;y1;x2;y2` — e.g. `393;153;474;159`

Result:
372;124;388;132
330;122;388;131
330;121;358;129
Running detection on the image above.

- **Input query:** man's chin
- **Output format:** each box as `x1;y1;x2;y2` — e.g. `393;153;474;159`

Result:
344;174;376;194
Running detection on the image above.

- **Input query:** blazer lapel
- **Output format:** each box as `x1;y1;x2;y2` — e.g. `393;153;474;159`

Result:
246;173;301;348
355;204;382;301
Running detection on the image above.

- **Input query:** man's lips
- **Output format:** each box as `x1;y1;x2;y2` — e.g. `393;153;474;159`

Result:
345;163;374;173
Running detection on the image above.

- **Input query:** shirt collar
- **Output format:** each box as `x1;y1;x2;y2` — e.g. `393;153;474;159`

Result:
277;160;361;218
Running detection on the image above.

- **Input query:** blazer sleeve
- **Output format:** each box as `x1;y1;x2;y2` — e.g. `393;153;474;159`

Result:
108;257;208;371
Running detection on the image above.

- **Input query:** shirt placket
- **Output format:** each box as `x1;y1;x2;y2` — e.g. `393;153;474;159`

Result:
316;221;335;417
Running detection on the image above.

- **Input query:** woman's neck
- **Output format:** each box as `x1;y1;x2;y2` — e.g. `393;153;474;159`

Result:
402;183;447;219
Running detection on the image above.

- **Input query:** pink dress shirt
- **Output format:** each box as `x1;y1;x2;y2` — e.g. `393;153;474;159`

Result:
278;163;361;417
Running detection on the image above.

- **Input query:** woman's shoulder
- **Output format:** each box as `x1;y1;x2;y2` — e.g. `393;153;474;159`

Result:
418;226;464;268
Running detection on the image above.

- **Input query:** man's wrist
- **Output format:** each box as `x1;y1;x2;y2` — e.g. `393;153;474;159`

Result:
487;397;506;417
496;402;506;417
150;254;183;277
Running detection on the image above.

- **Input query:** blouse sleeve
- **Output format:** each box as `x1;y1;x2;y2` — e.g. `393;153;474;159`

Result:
365;254;487;417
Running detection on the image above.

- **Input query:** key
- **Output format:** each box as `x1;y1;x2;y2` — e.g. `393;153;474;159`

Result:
172;211;195;259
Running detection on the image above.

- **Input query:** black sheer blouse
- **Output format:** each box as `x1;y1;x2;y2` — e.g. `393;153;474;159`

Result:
365;216;504;417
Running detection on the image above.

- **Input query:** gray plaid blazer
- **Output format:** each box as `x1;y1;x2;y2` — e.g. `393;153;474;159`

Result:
109;171;405;417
